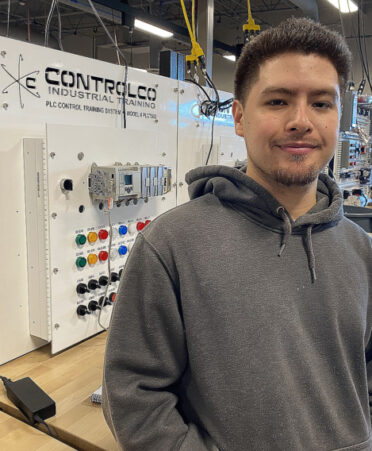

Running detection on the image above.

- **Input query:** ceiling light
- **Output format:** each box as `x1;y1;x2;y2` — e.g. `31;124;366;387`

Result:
223;54;236;62
325;0;358;13
134;19;173;38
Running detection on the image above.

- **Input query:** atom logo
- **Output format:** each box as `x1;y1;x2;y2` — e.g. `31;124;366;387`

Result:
1;54;40;108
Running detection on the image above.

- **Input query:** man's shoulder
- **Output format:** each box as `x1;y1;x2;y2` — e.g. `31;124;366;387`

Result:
338;216;372;250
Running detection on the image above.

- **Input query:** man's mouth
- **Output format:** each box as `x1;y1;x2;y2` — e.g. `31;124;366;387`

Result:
276;142;319;155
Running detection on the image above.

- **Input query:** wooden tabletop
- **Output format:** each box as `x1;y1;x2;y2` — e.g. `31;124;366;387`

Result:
0;332;117;451
0;411;74;450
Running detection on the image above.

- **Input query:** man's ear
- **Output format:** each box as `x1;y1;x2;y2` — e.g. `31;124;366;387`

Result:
232;99;244;137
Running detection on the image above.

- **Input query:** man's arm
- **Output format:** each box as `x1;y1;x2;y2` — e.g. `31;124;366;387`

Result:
102;233;214;451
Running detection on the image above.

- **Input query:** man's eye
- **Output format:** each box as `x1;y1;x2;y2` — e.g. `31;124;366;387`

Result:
268;99;286;106
313;102;332;109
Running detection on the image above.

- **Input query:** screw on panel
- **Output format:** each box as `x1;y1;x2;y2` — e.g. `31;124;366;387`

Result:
172;183;177;188
195;123;200;127
179;182;184;187
180;89;184;94
144;197;149;203
155;84;159;88
162;197;166;201
54;323;60;329
50;152;56;159
78;152;84;160
154;119;159;123
51;212;57;219
0;51;6;57
2;103;8;110
134;162;139;165
173;88;178;93
161;152;166;157
53;268;59;274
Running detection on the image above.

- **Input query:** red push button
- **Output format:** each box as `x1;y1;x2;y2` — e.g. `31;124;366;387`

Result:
137;222;145;231
99;250;109;261
99;229;109;240
145;220;151;226
109;292;116;302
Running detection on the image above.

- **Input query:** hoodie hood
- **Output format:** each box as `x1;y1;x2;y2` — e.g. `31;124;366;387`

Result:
186;165;344;282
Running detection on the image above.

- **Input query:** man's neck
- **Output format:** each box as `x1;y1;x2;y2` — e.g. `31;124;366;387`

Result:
246;168;318;221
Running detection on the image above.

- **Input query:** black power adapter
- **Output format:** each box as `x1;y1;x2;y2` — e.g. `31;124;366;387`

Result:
2;376;56;424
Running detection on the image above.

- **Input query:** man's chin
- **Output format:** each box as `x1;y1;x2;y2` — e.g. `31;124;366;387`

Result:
271;167;321;187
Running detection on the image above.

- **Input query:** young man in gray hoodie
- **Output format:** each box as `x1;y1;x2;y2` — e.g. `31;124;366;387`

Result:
103;18;372;451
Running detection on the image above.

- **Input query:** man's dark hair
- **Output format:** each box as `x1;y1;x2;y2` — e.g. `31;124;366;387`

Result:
234;17;352;103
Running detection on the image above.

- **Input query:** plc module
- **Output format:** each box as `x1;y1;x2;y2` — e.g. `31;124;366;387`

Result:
88;163;172;204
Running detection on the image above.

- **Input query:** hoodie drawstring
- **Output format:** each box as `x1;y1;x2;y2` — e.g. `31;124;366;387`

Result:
304;225;317;283
276;207;292;257
276;207;317;284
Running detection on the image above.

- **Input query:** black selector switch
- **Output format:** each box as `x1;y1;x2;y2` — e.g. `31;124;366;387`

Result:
88;300;100;311
77;305;90;316
99;276;109;286
88;279;100;290
111;272;120;282
76;283;89;294
99;296;110;307
119;269;123;278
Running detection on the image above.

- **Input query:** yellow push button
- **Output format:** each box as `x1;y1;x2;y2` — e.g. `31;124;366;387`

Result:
87;253;98;265
87;231;98;243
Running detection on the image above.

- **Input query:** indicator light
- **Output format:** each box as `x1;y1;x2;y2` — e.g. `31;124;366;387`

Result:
109;292;117;302
87;253;98;265
87;232;98;243
75;256;87;268
99;229;109;240
118;245;128;256
128;223;137;235
99;251;109;262
137;222;145;231
75;234;86;246
118;225;128;236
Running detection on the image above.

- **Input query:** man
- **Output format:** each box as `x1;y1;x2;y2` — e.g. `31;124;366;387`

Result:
103;17;372;451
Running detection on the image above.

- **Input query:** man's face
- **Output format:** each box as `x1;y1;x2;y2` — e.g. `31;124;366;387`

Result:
232;52;341;188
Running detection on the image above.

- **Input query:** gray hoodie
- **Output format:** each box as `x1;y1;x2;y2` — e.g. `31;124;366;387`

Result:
103;165;372;451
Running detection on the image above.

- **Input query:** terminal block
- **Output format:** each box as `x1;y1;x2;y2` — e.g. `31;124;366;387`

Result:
88;163;172;204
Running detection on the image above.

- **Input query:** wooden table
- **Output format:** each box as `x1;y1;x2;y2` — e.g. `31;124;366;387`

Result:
0;411;74;450
0;332;117;451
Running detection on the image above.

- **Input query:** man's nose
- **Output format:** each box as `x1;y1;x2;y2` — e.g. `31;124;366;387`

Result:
285;104;313;133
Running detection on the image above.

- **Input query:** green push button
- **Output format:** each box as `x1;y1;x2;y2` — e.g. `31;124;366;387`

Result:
76;256;87;268
75;234;87;246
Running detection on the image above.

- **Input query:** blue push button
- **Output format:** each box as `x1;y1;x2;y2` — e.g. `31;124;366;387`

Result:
118;245;128;256
118;225;128;236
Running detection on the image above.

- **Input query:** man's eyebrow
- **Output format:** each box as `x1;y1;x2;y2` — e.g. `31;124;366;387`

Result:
260;87;339;100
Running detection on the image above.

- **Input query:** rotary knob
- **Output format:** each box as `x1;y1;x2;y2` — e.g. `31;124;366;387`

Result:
111;272;120;282
77;305;90;316
76;283;89;294
99;276;109;286
87;279;100;290
88;300;101;312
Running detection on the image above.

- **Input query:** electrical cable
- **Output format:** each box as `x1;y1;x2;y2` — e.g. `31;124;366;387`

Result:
34;414;54;437
6;0;10;37
86;0;128;128
97;208;113;331
27;0;31;43
357;4;372;91
44;0;57;47
56;1;63;51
